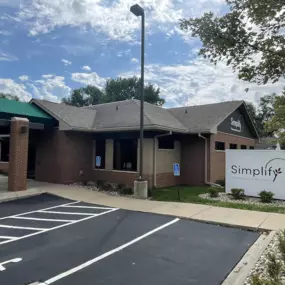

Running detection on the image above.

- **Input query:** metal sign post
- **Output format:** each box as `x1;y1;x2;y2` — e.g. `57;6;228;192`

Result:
173;163;181;201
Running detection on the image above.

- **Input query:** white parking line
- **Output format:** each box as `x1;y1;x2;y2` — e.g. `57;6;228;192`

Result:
0;208;119;246
44;218;180;284
0;224;47;231
63;205;113;210
38;210;95;216
0;236;17;240
0;201;80;221
12;217;76;223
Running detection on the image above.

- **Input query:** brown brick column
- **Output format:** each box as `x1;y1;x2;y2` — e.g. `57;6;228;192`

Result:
8;117;29;191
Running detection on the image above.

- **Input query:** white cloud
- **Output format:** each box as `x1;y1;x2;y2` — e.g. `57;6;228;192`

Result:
131;58;138;63
1;74;71;102
0;51;18;61
0;78;32;101
19;75;29;81
42;74;53;79
61;59;72;66
0;30;12;36
120;58;285;107
16;0;224;42
82;65;91;72
71;72;106;88
32;75;71;101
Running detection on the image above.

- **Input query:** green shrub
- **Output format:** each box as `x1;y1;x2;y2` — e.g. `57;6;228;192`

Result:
148;189;153;197
278;230;285;264
119;187;133;195
267;253;282;283
117;184;125;190
96;180;105;188
208;187;219;198
231;188;245;200
259;191;275;203
215;179;225;187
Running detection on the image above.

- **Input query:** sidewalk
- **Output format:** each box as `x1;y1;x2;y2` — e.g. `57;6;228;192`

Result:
32;183;284;231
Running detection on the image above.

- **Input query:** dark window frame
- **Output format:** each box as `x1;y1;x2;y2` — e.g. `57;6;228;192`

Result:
94;139;106;169
230;143;237;149
249;146;255;150
113;139;138;172
241;145;247;149
158;137;175;150
215;141;225;151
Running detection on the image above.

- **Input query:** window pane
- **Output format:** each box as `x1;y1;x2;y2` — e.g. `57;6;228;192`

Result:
113;139;137;171
95;139;106;169
215;141;225;151
158;137;174;149
241;145;247;149
250;146;255;150
230;143;237;149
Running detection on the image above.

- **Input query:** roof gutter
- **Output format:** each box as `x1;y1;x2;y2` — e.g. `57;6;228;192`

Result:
153;131;172;188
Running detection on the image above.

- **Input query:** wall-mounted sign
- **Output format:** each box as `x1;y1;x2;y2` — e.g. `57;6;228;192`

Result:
230;117;242;132
173;163;180;176
95;156;101;167
226;150;285;200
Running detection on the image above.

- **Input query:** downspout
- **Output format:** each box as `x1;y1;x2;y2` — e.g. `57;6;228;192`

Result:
198;133;211;186
153;131;172;188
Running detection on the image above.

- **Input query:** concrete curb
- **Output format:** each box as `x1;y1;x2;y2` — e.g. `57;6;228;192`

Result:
221;230;276;285
0;189;46;203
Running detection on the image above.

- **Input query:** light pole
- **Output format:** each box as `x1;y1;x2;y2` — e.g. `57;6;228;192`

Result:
130;4;145;181
130;4;148;198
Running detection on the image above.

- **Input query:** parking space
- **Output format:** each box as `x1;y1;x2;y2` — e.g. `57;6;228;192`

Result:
0;194;259;285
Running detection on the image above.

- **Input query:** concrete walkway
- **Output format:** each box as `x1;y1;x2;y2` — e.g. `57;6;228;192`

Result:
36;184;283;231
0;182;284;231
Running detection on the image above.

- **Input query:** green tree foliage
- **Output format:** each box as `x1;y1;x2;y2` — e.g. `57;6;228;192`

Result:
266;90;285;145
62;86;104;107
0;93;19;101
180;0;285;85
245;95;275;138
62;77;164;107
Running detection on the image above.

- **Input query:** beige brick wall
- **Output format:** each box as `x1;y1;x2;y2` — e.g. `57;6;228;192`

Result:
209;132;256;183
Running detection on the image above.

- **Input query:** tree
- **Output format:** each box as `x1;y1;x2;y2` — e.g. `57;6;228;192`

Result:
245;95;276;137
62;76;165;107
62;85;104;107
266;90;285;145
0;93;19;101
180;0;285;85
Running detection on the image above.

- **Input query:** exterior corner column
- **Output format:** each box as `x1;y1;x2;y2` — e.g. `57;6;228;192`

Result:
8;117;29;192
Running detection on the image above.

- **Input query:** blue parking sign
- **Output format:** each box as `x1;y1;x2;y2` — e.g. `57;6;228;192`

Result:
95;156;101;167
173;163;180;176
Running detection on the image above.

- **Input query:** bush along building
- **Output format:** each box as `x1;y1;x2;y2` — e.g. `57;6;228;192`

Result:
0;98;259;191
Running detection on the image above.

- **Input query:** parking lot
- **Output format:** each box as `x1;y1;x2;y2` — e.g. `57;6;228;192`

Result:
0;194;258;285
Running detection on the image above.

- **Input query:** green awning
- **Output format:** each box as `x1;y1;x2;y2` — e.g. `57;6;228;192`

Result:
0;98;52;120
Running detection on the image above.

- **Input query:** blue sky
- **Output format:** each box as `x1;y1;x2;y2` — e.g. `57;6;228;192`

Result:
0;0;284;107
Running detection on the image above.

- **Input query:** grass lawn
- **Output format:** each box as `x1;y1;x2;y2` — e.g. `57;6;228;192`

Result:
151;186;285;214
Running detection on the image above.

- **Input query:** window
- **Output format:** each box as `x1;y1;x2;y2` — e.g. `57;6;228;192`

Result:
94;139;106;169
158;137;174;149
230;143;237;149
249;146;255;150
0;139;9;162
113;139;137;171
241;145;247;149
215;141;225;151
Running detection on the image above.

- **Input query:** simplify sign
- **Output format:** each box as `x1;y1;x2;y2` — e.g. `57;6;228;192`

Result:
226;150;285;199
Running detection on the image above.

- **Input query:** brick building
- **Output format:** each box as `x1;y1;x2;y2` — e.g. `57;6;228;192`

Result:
0;98;259;191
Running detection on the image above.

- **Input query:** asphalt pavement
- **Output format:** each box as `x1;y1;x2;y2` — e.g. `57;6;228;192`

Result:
0;194;259;285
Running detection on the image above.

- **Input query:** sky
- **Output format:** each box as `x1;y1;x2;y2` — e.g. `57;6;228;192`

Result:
0;0;284;108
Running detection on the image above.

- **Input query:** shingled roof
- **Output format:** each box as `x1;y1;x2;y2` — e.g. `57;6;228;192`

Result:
30;98;258;137
169;101;244;133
